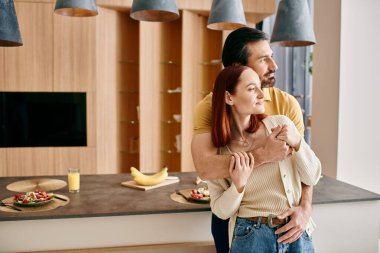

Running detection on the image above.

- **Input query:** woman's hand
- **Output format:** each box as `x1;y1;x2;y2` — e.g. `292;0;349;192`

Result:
229;152;254;193
274;125;302;151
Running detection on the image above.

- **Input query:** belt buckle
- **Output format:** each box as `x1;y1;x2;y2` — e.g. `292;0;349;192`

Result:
267;214;277;228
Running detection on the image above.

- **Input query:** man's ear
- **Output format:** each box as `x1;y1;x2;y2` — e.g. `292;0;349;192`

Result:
225;91;233;105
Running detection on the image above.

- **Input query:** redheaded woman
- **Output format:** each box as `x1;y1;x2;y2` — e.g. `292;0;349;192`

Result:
208;65;321;253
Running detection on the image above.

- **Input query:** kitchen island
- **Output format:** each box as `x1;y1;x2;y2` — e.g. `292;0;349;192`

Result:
0;173;379;253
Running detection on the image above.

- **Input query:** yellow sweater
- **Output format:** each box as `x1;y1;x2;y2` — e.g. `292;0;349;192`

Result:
207;115;322;246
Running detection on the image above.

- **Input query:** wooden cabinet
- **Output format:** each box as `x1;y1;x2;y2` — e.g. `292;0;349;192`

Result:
6;148;55;176
181;11;224;172
137;12;224;173
158;18;183;172
0;1;97;177
0;49;4;86
53;12;96;92
118;14;140;172
0;150;6;177
0;0;275;176
1;2;54;91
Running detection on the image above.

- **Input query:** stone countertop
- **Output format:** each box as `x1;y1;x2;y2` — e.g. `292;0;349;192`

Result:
0;173;379;222
312;175;380;204
0;172;208;221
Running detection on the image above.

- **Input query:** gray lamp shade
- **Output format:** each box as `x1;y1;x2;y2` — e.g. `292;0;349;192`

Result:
130;0;179;22
54;0;98;17
271;0;316;47
207;0;246;30
0;0;23;47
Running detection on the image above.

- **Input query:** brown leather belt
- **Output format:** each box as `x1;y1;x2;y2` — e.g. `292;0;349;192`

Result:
246;215;288;228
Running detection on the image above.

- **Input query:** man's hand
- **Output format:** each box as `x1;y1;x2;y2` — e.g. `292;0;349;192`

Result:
274;204;312;244
191;132;231;180
275;124;302;151
254;125;293;166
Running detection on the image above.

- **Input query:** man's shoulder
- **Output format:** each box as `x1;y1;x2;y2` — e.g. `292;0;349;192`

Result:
193;93;213;134
266;88;304;136
198;92;213;104
194;92;212;115
270;87;294;99
268;87;299;107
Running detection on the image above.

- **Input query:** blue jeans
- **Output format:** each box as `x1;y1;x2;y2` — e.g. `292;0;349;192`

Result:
230;217;315;253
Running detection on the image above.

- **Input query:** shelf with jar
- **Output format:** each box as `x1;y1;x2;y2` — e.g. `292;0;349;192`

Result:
120;120;139;170
160;60;181;65
198;19;224;97
160;87;182;94
117;18;140;172
160;110;181;172
160;131;181;172
156;16;182;172
121;120;139;125
200;59;222;66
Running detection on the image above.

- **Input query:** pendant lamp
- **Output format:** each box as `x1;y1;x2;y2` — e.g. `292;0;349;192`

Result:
130;0;179;22
0;0;23;47
54;0;98;17
207;0;246;30
271;0;316;47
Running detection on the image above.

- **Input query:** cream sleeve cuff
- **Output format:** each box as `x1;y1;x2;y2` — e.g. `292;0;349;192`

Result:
294;138;322;186
210;182;245;220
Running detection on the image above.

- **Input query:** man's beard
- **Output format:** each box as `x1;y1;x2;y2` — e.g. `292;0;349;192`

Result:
261;77;276;88
261;71;276;88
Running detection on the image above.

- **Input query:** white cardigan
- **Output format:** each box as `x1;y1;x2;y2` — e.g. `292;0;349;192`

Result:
207;115;322;246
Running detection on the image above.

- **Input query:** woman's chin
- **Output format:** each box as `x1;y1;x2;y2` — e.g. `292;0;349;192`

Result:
256;107;265;114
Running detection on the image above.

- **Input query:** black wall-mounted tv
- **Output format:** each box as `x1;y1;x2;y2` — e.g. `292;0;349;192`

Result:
0;92;87;147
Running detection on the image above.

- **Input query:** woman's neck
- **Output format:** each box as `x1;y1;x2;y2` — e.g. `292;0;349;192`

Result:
228;113;266;152
231;112;251;141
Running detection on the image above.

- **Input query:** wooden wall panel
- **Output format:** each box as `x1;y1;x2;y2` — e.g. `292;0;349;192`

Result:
139;22;161;173
245;0;276;24
53;14;96;92
158;19;182;172
97;0;276;17
119;13;139;64
95;7;119;174
3;2;54;91
97;0;133;9
6;148;55;176
117;13;140;173
54;147;96;175
87;92;97;148
0;150;7;177
0;48;4;87
181;11;203;172
2;1;276;177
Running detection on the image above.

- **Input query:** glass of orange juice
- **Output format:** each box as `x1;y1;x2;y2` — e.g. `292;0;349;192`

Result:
68;168;80;193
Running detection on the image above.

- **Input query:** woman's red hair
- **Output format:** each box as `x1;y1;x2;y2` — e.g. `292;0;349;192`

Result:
211;65;266;147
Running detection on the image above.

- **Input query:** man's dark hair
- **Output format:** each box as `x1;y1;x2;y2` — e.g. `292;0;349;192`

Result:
222;27;269;67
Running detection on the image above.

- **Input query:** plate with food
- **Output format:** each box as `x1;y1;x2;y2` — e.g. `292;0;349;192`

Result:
189;187;210;203
13;189;54;207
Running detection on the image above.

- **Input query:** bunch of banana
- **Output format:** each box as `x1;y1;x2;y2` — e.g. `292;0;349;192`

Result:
130;166;168;186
